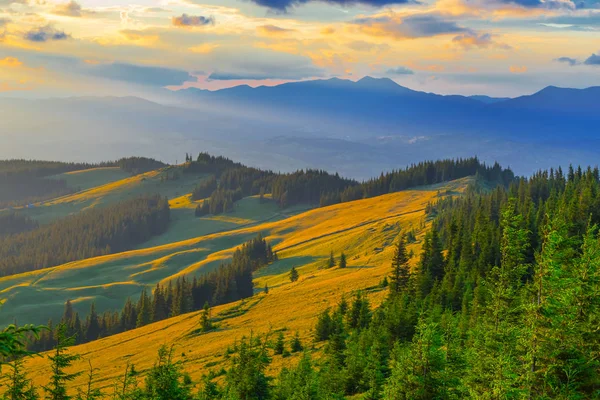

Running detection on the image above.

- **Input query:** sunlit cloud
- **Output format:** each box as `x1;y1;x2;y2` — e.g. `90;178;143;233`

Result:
189;43;220;53
509;65;528;72
452;32;512;49
52;1;83;17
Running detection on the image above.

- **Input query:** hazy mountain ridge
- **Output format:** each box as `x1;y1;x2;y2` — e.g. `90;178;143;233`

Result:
1;79;598;179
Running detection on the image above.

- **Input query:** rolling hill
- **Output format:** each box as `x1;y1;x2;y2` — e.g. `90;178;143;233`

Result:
16;175;471;392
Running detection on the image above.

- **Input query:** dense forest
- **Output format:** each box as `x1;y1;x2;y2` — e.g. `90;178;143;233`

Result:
0;195;170;277
29;234;276;352
0;157;166;208
0;212;38;237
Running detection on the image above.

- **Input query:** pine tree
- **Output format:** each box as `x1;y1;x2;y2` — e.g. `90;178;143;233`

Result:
43;324;82;400
136;289;151;328
143;345;193;400
339;252;347;268
3;357;39;400
75;361;102;400
289;267;299;283
327;251;336;269
200;302;213;333
274;332;285;355
390;234;410;294
290;332;303;353
314;309;332;342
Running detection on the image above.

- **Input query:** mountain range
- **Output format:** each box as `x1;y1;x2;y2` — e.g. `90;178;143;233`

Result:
1;77;598;179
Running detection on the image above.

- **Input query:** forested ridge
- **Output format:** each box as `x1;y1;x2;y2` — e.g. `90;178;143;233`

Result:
0;195;170;277
0;157;166;208
189;152;512;216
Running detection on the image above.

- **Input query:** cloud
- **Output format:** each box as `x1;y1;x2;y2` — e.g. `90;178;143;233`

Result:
509;65;527;73
452;32;512;49
52;1;83;17
346;40;390;52
353;13;469;39
189;43;220;53
257;25;295;36
554;56;579;65
0;18;10;28
248;0;415;11
0;56;23;67
386;66;414;74
143;7;171;12
172;14;214;27
86;62;195;86
208;58;325;81
0;0;27;5
584;53;600;65
24;25;70;42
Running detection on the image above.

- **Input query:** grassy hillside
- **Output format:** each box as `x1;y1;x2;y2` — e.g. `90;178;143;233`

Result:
18;177;472;391
13;165;207;225
49;167;131;192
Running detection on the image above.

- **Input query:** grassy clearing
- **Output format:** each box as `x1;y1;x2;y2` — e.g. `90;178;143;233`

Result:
16;166;209;225
17;177;472;391
49;167;131;192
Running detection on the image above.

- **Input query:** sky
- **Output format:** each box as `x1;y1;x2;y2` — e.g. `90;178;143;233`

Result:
0;0;599;98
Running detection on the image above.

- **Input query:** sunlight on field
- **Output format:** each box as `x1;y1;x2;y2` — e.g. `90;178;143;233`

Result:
16;177;472;392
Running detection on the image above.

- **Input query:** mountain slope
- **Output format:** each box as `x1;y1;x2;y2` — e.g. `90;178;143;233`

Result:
19;177;472;391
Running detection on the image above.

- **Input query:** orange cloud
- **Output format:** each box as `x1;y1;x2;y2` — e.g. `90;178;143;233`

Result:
509;65;527;73
0;57;24;68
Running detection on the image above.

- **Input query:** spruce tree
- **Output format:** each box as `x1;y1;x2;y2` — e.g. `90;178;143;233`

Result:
274;332;285;355
339;252;347;268
390;234;410;294
3;357;39;400
43;324;82;400
136;289;151;328
327;251;336;269
200;302;213;333
289;267;299;283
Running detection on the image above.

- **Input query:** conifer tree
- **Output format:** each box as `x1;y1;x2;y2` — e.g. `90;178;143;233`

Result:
339;252;347;268
289;267;299;283
76;361;102;400
390;234;410;294
290;332;303;353
143;346;193;400
327;251;336;269
274;332;285;355
136;289;151;328
43;324;82;400
3;357;39;400
200;302;213;333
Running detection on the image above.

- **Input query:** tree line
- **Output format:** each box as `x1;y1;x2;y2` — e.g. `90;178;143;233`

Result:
29;234;276;352
0;195;170;277
188;153;510;218
0;157;166;208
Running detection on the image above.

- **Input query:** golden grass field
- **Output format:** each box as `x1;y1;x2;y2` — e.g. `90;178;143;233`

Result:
15;177;472;392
